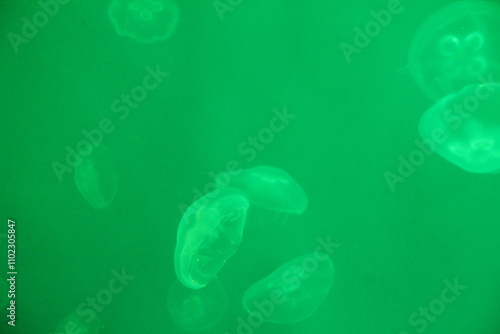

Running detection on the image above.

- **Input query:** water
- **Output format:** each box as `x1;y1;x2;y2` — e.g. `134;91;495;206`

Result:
1;0;500;333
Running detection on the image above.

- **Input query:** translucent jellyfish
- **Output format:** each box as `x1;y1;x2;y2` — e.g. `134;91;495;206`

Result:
108;0;180;43
53;311;101;334
175;188;250;289
74;145;119;209
242;253;334;324
167;279;228;332
419;82;500;173
408;1;500;101
215;166;308;214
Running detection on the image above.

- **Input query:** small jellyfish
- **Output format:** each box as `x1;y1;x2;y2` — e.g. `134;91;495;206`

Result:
215;165;308;214
408;1;500;101
74;145;119;209
53;311;101;334
108;0;180;43
242;253;335;324
419;82;500;173
167;279;228;332
174;188;250;289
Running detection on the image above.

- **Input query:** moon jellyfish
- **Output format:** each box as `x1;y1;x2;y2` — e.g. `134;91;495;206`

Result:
175;188;250;289
215;166;308;214
242;253;334;324
419;82;500;173
74;145;119;209
408;1;500;101
108;0;180;43
168;279;228;332
53;311;101;334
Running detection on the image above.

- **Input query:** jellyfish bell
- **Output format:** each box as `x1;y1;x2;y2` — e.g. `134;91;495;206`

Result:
108;0;180;43
74;144;119;209
174;188;250;289
242;253;334;324
419;82;500;173
408;1;500;101
53;311;101;334
216;165;308;215
167;278;228;332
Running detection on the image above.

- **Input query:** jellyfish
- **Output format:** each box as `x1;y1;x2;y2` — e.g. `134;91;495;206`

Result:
53;311;101;334
242;253;335;324
408;1;500;101
215;165;308;226
419;82;500;173
74;145;119;209
108;0;180;43
167;279;228;332
174;188;250;289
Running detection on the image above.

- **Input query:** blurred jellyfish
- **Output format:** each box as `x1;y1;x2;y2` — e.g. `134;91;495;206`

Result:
243;253;335;324
408;1;500;101
74;145;119;209
174;188;250;289
108;0;180;43
216;165;308;226
419;82;500;173
168;279;228;332
53;311;101;334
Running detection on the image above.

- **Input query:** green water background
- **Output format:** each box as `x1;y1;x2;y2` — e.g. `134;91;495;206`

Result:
1;0;499;333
